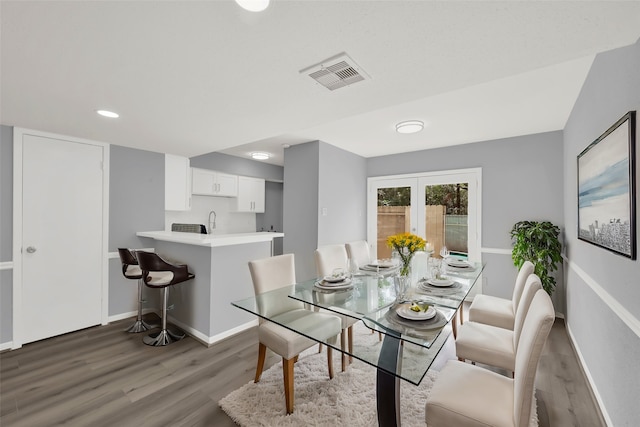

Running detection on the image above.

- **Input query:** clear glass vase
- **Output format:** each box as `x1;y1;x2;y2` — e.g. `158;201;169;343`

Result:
394;270;411;302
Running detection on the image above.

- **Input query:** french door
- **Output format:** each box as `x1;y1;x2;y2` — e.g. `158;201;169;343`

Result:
367;168;482;293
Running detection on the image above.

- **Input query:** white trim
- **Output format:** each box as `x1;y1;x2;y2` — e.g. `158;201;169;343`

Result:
0;341;14;352
480;247;512;255
565;322;613;427
0;261;13;271
567;259;640;339
12;127;110;349
107;308;156;323
107;248;155;259
167;315;258;346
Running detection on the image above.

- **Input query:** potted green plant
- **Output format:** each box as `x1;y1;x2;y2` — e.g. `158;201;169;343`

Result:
510;221;562;295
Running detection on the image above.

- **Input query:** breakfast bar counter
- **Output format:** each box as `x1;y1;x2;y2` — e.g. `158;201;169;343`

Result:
137;231;284;346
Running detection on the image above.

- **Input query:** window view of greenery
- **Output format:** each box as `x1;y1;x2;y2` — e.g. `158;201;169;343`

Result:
378;184;468;214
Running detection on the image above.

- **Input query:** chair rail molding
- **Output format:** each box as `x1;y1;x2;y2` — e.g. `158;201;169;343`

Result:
0;261;13;271
480;247;512;255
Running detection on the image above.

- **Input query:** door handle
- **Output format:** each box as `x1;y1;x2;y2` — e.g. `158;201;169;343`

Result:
26;246;37;253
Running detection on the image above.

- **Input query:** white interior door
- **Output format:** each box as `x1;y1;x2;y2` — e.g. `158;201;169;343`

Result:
20;134;105;344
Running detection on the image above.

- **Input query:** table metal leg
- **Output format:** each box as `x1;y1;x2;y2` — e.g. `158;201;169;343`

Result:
376;332;403;427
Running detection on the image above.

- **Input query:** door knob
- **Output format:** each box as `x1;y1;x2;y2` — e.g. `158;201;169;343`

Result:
26;246;37;253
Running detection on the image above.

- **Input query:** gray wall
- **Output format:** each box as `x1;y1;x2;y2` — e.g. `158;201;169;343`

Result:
563;39;640;426
318;141;367;246
108;145;165;317
368;131;565;309
190;151;284;182
283;141;321;281
0;125;13;343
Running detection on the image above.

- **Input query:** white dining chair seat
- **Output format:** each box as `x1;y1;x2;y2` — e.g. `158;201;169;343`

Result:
259;310;341;360
468;295;514;330
426;360;514;427
455;322;515;371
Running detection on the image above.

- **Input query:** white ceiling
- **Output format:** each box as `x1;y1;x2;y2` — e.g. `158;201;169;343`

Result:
2;1;640;166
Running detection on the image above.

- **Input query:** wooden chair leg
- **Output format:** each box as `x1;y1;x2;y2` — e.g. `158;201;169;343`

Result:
254;342;267;383
452;310;458;338
341;331;346;372
293;355;299;363
459;306;464;325
318;343;323;353
348;325;353;364
283;357;295;414
378;332;382;341
327;346;334;379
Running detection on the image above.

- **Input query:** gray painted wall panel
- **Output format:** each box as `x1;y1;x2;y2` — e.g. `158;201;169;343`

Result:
563;39;640;426
1;125;13;261
190;152;284;182
0;270;12;343
318;142;367;247
283;142;320;281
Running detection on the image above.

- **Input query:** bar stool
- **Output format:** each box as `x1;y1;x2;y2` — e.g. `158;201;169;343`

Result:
135;251;195;346
117;248;156;333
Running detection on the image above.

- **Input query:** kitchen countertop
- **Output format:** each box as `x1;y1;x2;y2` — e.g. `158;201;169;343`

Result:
136;230;284;247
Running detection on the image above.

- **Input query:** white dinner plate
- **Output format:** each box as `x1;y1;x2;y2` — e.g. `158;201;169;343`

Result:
396;304;437;321
445;258;472;268
367;260;395;269
323;275;348;283
315;279;353;290
427;278;455;287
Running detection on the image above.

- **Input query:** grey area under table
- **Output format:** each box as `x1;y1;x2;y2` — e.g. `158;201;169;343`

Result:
0;314;604;427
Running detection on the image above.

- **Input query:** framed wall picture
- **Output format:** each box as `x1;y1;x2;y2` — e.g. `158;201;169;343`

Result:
577;111;636;259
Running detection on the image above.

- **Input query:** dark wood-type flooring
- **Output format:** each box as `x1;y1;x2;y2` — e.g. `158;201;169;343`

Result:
1;313;605;426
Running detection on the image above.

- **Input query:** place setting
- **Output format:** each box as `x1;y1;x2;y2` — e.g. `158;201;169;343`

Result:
385;301;447;330
359;258;397;272
314;268;354;291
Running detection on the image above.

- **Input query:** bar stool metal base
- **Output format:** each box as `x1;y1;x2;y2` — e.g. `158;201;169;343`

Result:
125;319;156;333
143;328;185;346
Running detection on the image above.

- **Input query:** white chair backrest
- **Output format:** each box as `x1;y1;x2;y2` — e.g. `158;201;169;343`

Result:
513;289;554;427
248;253;302;318
512;261;535;311
345;240;371;267
513;274;542;349
314;244;349;277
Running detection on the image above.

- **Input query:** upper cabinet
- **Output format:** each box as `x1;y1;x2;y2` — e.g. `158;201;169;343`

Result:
236;176;265;213
191;167;238;197
165;154;191;211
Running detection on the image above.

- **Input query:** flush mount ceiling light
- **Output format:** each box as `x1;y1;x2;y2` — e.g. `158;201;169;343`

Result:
395;120;424;134
96;109;119;118
235;0;270;12
251;152;270;160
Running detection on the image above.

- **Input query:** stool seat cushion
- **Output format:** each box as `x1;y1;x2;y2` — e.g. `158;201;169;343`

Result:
145;271;175;287
456;322;515;371
259;309;342;360
124;264;142;279
426;360;514;427
468;294;514;330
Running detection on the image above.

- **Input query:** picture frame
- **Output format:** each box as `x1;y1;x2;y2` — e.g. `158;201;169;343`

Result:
577;111;636;259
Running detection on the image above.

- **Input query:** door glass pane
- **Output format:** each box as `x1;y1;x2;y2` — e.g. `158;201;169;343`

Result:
424;183;468;258
377;186;412;259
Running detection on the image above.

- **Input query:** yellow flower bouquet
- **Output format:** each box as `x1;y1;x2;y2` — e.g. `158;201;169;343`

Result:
386;232;426;276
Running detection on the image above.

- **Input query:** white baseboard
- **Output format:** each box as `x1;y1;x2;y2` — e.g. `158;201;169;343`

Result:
107;308;156;323
565;322;613;427
167;315;258;346
0;341;14;352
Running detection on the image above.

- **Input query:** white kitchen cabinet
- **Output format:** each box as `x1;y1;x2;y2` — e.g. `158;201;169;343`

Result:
191;168;238;197
165;154;191;210
236;176;265;213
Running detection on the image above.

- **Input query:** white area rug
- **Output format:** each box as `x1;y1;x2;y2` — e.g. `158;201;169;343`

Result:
220;324;538;426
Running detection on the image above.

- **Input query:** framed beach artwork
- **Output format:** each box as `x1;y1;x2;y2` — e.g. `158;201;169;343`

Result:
577;111;636;259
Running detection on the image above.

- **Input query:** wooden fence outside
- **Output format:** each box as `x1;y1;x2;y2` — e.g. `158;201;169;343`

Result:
376;206;466;259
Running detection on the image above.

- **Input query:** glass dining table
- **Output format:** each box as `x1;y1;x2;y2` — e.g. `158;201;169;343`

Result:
232;259;485;427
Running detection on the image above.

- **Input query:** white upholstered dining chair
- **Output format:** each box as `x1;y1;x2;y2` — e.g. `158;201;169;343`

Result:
314;244;360;371
468;260;535;330
425;289;555;427
345;240;371;268
248;253;342;414
455;274;543;373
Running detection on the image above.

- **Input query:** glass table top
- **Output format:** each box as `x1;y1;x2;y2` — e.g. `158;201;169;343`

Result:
232;261;485;385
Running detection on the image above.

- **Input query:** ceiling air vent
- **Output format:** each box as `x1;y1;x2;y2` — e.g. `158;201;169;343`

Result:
300;52;370;91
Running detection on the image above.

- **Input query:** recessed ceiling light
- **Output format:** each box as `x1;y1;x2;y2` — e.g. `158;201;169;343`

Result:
396;120;424;134
251;152;270;160
235;0;270;12
96;109;119;118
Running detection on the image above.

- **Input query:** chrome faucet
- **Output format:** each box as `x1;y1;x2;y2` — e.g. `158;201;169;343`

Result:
208;210;217;234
